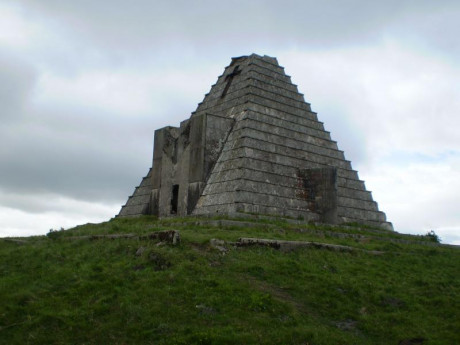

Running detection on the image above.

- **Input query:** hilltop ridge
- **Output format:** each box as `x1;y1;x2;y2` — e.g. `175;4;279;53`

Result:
1;216;458;344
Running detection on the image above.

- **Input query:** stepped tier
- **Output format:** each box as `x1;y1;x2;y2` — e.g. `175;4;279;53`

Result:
118;169;152;217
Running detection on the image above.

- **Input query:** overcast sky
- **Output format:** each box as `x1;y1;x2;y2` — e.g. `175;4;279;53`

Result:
1;0;459;244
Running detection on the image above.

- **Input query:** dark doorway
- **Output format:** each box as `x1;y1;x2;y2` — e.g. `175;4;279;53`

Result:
171;184;179;215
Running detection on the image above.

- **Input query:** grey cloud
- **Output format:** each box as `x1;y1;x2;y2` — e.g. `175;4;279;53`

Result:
0;51;36;121
0;49;222;212
19;0;460;58
388;4;460;61
0;108;153;205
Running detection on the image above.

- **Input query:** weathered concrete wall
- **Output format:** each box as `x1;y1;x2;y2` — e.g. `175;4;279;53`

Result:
296;167;338;224
148;113;234;217
151;121;193;217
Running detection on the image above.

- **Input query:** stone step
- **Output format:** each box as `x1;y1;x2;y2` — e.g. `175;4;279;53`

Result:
197;80;311;114
338;177;366;191
196;85;313;116
197;78;250;104
249;77;305;102
247;60;293;84
118;204;149;217
337;196;378;212
117;169;152;217
199;189;313;211
247;85;310;111
211;150;360;182
247;69;299;93
226;124;343;158
234;202;319;221
205;166;373;202
204;180;376;211
200;74;304;106
133;186;153;196
336;215;392;230
250;54;288;74
248;100;319;123
125;193;151;206
195;199;319;222
337;206;387;222
195;90;250;114
235;113;330;144
219;138;353;171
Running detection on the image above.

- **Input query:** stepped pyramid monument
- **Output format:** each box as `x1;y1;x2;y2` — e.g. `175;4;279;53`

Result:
118;54;393;230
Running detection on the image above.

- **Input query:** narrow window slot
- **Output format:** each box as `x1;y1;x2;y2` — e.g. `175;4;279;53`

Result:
171;185;179;214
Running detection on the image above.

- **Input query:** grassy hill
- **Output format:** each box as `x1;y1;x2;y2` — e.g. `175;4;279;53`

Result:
1;216;459;345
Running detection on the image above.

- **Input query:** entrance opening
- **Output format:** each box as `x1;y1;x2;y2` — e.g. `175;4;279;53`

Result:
171;184;179;215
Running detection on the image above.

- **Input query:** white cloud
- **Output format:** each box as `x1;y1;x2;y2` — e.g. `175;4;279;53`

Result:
0;196;118;238
280;41;460;160
34;64;221;119
361;153;460;243
0;3;40;49
436;226;460;246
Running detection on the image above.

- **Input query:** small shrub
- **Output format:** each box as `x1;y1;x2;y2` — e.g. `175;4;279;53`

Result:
46;227;65;240
425;230;441;243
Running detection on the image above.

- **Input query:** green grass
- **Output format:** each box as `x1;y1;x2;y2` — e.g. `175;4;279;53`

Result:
1;216;459;344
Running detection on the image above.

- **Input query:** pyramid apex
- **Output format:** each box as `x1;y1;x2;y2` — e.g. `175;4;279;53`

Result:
230;54;279;66
230;55;249;65
261;55;278;65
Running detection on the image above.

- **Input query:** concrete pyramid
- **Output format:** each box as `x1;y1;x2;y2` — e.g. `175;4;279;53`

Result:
118;54;392;230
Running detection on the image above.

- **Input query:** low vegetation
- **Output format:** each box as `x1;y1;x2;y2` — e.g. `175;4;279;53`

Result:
1;216;458;344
